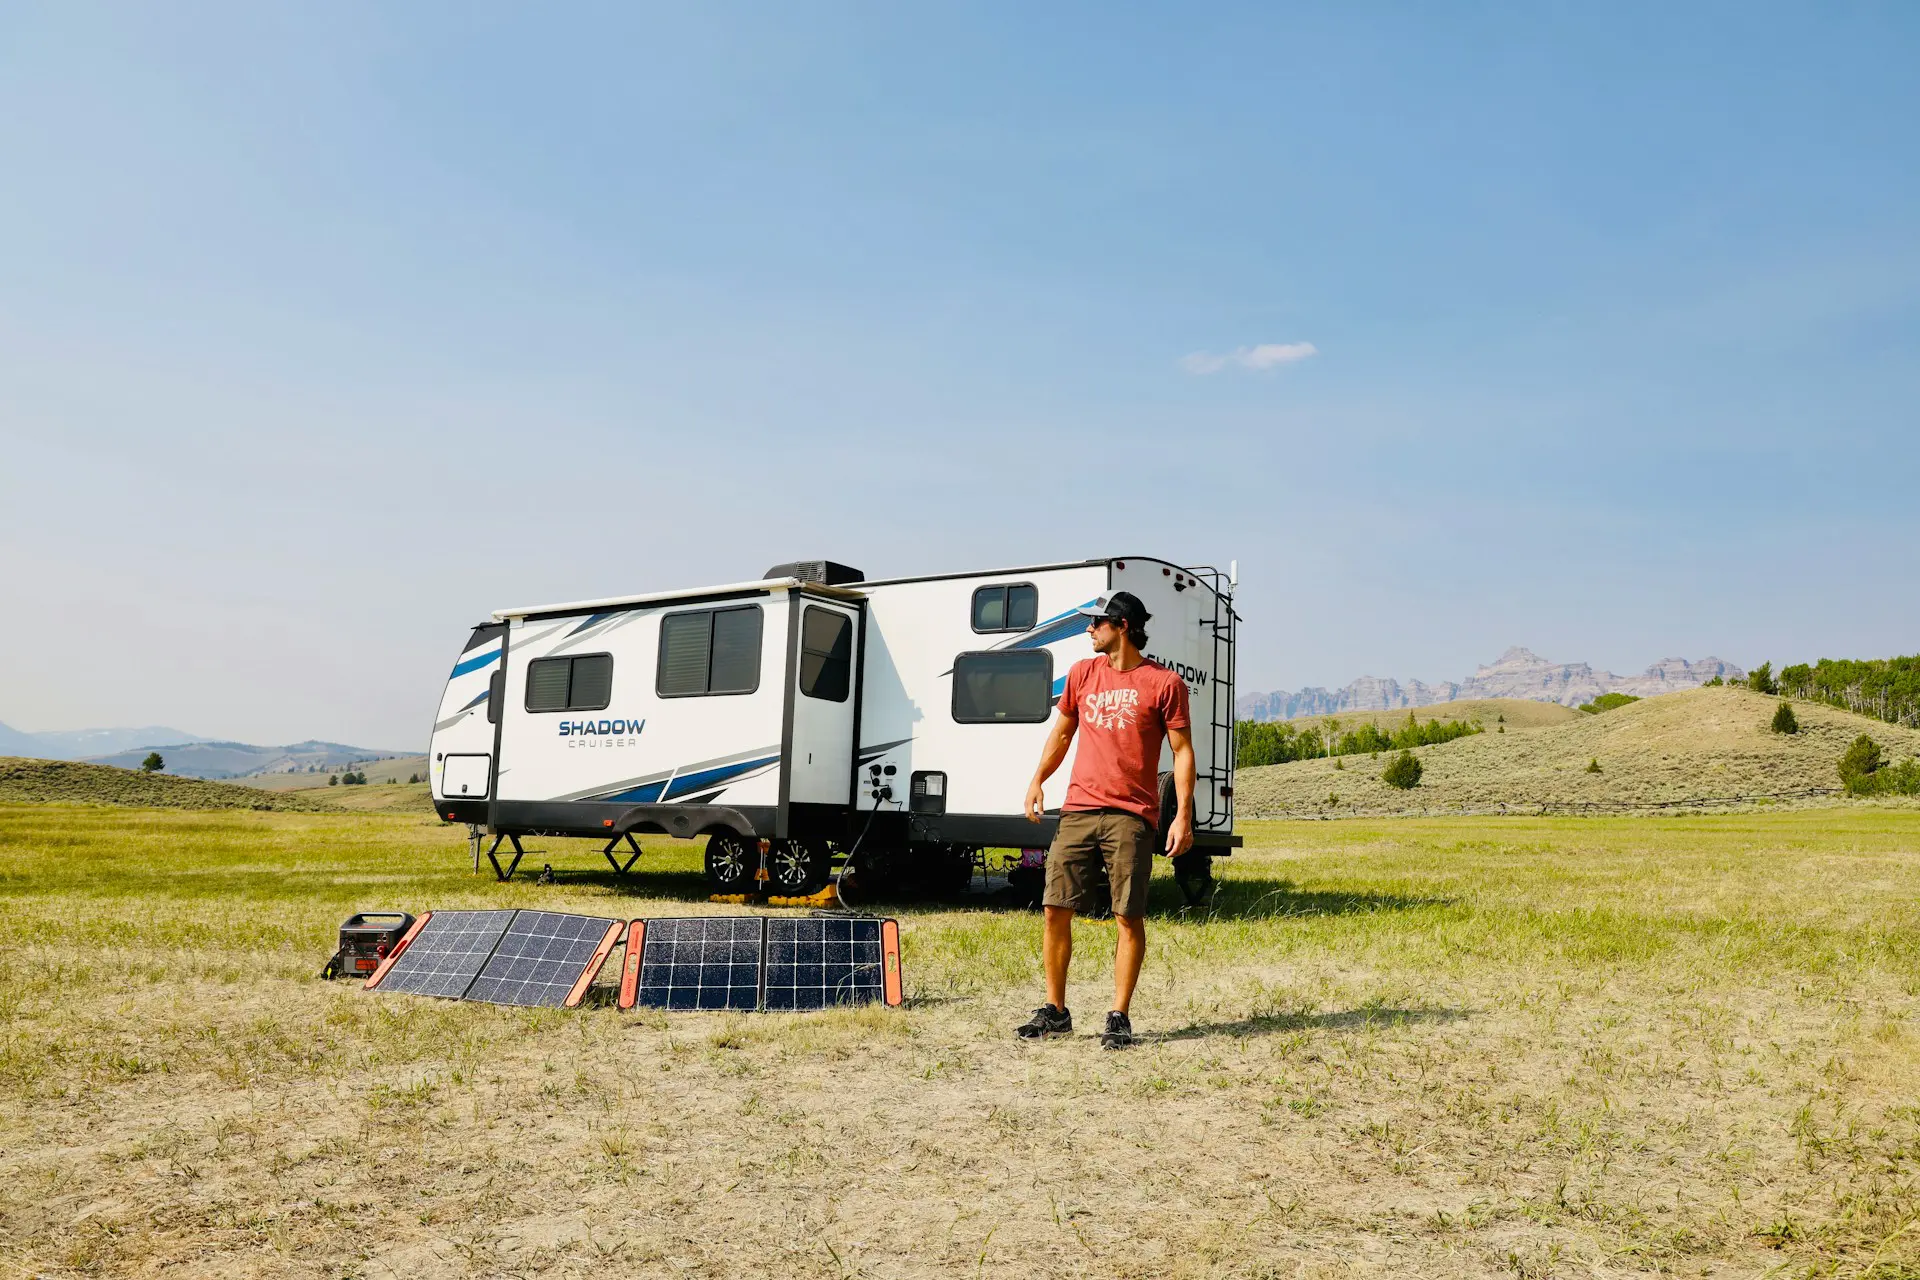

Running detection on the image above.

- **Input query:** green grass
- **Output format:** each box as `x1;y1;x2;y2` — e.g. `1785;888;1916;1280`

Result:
1;804;1917;1277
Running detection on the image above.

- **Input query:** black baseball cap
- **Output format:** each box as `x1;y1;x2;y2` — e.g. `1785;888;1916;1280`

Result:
1074;591;1151;633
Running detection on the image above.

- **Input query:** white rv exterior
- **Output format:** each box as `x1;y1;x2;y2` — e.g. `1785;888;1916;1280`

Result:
429;556;1238;895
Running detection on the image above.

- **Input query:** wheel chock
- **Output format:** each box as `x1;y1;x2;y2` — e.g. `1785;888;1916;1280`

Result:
766;884;840;909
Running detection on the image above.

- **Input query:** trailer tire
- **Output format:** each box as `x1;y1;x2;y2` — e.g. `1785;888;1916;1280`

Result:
705;833;757;895
766;839;832;897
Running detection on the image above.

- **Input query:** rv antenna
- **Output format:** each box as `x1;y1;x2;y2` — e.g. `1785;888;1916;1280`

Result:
1229;560;1239;589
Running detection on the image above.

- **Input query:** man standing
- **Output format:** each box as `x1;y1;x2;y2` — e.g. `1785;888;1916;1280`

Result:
1018;590;1194;1048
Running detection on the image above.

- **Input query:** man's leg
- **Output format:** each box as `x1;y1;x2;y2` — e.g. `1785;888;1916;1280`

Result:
1112;913;1145;1014
1043;906;1074;1010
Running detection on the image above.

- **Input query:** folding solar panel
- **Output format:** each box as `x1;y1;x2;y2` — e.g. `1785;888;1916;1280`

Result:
623;916;765;1011
763;916;885;1010
618;916;903;1012
463;911;625;1008
364;910;516;999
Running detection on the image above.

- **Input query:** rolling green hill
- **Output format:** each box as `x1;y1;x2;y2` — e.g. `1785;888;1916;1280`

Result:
1235;686;1920;816
0;758;342;812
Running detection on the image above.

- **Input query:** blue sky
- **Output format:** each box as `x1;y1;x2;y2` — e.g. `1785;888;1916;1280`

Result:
2;3;1916;749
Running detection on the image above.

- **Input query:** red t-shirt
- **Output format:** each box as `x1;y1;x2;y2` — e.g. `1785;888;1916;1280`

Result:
1059;657;1192;823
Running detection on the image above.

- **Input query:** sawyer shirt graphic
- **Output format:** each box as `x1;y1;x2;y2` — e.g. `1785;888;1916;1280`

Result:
1081;687;1141;731
1061;658;1192;823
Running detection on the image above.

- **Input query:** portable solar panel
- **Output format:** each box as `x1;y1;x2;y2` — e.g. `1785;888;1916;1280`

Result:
364;910;516;998
626;916;765;1011
617;915;904;1012
763;916;885;1010
464;911;625;1008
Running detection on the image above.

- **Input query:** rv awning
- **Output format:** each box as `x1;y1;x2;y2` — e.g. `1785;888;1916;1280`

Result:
490;577;865;622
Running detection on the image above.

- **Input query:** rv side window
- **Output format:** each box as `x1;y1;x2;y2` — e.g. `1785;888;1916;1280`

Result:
971;583;1038;633
658;605;763;697
799;606;852;702
952;650;1053;724
524;653;614;713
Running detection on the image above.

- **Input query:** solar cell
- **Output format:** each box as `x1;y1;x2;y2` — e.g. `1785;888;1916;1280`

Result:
464;910;624;1008
366;910;515;999
629;916;764;1011
763;916;885;1010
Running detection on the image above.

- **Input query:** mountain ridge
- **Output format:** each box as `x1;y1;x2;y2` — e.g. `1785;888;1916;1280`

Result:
1238;647;1744;722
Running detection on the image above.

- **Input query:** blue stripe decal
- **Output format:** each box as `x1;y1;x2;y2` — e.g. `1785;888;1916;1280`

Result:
569;612;614;636
459;688;490;712
1007;608;1095;650
450;647;501;678
663;754;779;801
598;781;667;803
1051;676;1067;699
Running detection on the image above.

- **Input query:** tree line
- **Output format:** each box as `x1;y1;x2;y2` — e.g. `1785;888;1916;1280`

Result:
1758;655;1920;730
1237;712;1483;768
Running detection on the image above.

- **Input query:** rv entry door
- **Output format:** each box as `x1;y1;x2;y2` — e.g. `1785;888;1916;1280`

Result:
785;598;861;806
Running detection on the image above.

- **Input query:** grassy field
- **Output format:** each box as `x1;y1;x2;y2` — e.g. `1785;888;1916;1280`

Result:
2;803;1918;1278
1239;686;1920;817
242;757;429;793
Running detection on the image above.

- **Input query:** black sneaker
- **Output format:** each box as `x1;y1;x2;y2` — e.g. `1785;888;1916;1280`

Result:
1016;1004;1073;1040
1100;1011;1135;1049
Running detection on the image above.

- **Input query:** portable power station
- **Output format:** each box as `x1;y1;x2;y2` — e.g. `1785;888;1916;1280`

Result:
322;912;416;980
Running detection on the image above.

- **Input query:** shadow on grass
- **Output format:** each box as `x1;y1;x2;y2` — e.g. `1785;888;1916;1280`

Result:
501;865;1453;921
1154;1005;1470;1042
1162;876;1452;920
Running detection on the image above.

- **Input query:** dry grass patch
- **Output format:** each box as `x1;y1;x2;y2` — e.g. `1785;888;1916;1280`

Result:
0;804;1917;1277
1239;685;1920;816
0;757;341;813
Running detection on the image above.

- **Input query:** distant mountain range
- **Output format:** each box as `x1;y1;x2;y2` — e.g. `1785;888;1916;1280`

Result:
0;722;213;759
1237;648;1745;722
0;721;409;779
85;740;411;779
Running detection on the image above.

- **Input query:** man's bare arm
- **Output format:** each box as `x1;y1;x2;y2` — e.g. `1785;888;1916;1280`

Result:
1025;711;1078;822
1164;726;1196;856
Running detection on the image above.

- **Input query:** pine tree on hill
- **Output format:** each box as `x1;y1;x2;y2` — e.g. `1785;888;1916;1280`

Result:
1771;701;1799;734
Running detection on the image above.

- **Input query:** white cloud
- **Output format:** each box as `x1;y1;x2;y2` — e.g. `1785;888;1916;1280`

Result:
1180;341;1318;374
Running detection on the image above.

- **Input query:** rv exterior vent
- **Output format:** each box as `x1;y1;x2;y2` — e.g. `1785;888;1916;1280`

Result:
763;560;865;585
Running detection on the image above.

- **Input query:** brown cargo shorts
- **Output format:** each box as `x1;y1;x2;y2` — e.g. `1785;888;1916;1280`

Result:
1044;809;1156;918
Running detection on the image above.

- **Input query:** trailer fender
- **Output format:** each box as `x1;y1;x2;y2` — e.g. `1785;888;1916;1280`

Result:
610;802;761;841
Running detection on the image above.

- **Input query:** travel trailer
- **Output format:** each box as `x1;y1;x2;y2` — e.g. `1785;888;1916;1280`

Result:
429;556;1239;900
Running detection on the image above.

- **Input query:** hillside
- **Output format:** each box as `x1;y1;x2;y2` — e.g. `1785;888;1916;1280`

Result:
1239;647;1742;720
86;739;410;778
1235;686;1920;816
0;758;343;813
1279;697;1581;735
240;754;428;790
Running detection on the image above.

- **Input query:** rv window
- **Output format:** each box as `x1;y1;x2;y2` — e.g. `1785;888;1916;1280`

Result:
799;607;852;702
971;583;1039;633
658;605;763;697
710;607;762;694
952;650;1053;724
524;653;614;713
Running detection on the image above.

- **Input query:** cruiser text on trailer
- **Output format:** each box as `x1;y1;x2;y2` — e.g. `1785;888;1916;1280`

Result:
429;556;1240;899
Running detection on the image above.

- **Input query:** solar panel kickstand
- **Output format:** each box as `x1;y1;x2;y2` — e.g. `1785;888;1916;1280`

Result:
601;832;643;875
485;833;529;882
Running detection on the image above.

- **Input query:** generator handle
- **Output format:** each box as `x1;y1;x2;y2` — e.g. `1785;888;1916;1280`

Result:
344;912;416;931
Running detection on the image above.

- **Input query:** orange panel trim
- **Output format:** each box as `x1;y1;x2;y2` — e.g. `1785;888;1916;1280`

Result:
617;920;646;1010
563;920;626;1009
881;918;903;1007
363;911;431;990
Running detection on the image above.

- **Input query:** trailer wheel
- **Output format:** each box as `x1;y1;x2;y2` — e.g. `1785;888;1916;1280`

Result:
766;839;831;896
705;833;757;895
